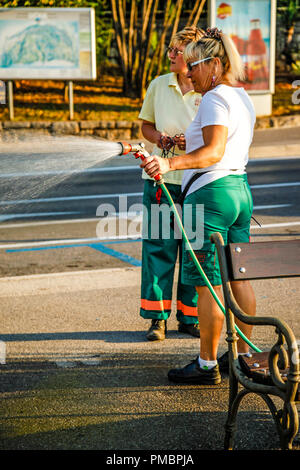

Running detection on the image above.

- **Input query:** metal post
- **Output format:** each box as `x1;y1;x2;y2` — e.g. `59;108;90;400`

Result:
0;80;5;105
68;80;74;120
8;80;14;120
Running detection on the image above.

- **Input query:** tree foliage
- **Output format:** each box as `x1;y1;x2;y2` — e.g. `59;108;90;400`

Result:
0;0;207;95
277;0;300;68
110;0;207;97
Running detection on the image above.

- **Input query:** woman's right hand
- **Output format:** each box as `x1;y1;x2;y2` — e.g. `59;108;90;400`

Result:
140;155;171;178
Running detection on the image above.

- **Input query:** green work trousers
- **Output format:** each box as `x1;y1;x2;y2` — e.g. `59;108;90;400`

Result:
182;174;253;286
140;180;198;324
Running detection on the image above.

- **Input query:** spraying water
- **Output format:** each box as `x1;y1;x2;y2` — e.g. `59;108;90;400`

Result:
0;136;125;213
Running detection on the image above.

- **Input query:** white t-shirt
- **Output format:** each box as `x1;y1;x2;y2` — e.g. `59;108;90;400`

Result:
182;84;256;196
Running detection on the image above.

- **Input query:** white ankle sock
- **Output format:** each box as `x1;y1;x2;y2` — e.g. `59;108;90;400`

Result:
198;356;217;370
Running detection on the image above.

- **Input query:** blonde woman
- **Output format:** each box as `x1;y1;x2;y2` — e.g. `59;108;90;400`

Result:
141;27;257;384
139;27;204;341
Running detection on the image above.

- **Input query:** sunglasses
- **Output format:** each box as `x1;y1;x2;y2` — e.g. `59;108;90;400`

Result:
167;47;184;57
187;57;213;71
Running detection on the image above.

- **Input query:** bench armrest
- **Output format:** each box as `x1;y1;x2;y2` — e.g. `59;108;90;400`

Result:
211;232;300;395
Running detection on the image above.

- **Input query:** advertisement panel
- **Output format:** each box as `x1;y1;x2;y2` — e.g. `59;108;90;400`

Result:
209;0;276;94
0;8;96;80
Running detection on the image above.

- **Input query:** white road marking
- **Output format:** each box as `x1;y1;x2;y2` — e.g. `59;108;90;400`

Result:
0;165;138;178
0;211;80;222
0;192;143;205
0;181;299;207
0;202;293;225
0;221;300;249
252;204;291;209
55;357;101;368
0;341;6;365
0;217;101;229
0;155;299;179
251;182;300;189
250;221;300;229
0;212;142;228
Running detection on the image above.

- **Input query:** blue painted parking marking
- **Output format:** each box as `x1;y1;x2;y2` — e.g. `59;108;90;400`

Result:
6;239;142;267
89;243;141;266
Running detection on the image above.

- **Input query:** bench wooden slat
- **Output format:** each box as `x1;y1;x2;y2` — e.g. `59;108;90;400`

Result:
226;239;300;280
238;351;300;401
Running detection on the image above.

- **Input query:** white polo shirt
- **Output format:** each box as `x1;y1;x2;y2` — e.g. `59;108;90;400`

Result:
182;84;256;196
139;72;201;185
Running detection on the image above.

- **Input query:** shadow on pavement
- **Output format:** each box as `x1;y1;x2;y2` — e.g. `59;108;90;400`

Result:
1;352;299;451
0;329;197;344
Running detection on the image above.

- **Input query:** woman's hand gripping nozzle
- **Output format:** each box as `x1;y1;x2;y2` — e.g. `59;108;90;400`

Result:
118;141;164;184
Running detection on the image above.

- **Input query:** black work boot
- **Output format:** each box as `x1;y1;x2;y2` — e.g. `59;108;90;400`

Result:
178;322;200;338
146;319;167;341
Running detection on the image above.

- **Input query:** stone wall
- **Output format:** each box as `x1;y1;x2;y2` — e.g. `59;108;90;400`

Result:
0;114;299;141
254;113;300;129
0;120;142;141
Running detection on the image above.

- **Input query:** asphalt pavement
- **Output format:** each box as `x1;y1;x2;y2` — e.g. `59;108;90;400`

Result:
0;126;300;454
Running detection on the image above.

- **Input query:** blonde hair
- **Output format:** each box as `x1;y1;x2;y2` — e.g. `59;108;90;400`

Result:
169;26;205;48
184;29;245;83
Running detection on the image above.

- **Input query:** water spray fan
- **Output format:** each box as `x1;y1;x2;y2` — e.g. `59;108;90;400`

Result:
117;140;261;353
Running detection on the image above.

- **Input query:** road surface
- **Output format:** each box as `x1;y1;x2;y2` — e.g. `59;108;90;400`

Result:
0;135;299;277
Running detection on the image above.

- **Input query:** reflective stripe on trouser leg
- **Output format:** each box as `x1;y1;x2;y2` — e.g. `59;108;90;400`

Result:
140;180;198;323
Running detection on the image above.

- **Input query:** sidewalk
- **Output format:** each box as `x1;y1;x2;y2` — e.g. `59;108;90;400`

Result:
0;266;299;451
250;126;300;158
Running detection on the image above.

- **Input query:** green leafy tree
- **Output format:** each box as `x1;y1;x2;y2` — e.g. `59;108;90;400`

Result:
110;0;207;97
277;0;300;69
0;0;208;96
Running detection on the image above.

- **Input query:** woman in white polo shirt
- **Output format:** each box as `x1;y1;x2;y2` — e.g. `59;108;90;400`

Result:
139;27;204;341
141;27;257;385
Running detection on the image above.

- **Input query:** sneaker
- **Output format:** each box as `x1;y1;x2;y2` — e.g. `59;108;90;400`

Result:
178;322;200;338
168;357;221;384
146;319;167;341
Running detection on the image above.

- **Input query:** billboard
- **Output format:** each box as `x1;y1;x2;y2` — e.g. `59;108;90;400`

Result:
0;8;96;80
209;0;276;93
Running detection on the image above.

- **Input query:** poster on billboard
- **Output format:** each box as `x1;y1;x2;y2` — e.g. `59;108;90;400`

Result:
0;8;96;80
209;0;276;93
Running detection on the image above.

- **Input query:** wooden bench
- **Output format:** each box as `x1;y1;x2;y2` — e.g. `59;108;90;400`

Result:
210;232;300;450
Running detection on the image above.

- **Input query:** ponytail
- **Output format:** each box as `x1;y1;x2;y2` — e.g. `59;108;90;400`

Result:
184;27;245;83
221;33;245;82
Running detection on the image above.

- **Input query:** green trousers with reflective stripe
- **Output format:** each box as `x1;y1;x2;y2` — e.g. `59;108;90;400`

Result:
140;180;198;324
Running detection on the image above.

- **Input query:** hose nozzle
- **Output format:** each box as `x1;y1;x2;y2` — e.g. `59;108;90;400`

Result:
118;141;148;155
117;141;163;184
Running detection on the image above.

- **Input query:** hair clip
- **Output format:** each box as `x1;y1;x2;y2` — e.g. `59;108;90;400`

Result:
203;27;222;41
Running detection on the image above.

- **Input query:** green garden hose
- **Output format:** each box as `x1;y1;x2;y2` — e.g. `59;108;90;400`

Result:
119;141;261;353
160;181;262;353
